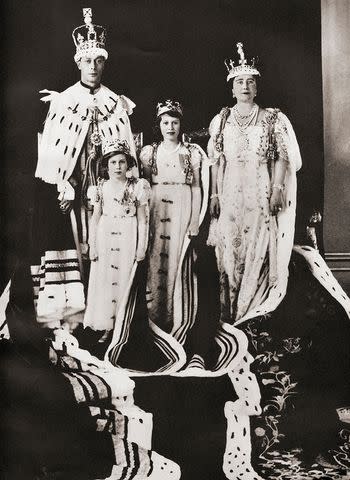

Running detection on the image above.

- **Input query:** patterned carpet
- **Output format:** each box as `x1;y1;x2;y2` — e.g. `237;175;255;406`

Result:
242;251;350;480
2;247;350;479
259;450;349;479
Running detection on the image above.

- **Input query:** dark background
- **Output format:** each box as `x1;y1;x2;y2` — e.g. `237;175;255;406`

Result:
1;0;323;289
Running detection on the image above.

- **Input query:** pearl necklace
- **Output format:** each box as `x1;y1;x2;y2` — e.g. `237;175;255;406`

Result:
160;142;181;154
232;103;259;130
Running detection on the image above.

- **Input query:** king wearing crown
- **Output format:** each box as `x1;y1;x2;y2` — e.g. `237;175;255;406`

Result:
31;8;137;327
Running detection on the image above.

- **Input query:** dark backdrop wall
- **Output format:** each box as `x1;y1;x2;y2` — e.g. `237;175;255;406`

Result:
1;0;323;287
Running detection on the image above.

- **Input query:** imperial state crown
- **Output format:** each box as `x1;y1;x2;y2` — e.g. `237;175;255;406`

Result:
72;8;108;62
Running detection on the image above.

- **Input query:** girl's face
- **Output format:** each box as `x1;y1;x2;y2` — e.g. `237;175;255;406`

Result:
232;74;257;103
108;153;128;180
159;114;181;141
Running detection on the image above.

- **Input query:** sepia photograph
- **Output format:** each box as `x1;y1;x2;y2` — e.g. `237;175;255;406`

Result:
1;1;350;479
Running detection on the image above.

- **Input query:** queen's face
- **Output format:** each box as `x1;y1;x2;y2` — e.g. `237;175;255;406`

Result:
108;153;128;180
159;114;181;141
232;74;257;103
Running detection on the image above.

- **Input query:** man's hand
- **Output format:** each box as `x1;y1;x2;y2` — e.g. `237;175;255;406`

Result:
59;199;73;214
89;246;98;262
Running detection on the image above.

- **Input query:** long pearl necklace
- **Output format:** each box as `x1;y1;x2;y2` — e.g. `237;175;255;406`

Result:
232;103;259;130
231;104;259;157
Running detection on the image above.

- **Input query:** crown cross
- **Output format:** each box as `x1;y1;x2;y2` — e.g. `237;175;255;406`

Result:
83;8;92;25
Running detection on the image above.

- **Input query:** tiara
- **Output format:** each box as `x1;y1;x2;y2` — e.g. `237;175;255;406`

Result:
102;139;130;157
156;99;183;118
72;8;108;62
225;42;260;82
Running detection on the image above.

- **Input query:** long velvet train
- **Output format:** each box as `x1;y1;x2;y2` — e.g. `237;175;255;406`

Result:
2;240;350;478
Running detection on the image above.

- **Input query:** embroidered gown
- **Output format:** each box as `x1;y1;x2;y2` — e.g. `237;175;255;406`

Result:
140;143;202;332
84;178;150;331
208;108;301;323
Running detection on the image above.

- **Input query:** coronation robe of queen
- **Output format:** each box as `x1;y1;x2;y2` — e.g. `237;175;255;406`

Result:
208;107;302;325
32;81;136;326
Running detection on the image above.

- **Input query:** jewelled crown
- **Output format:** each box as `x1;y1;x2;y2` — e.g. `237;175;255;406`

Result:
72;8;108;62
156;99;183;118
102;139;130;157
225;42;260;82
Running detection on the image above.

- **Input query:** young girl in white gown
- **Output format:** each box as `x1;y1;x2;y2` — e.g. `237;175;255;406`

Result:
84;140;150;340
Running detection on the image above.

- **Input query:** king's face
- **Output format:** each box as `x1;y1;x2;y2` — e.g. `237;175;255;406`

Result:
77;55;105;87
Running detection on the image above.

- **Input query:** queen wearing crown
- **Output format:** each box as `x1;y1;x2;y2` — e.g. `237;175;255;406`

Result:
84;140;150;337
208;42;302;325
140;100;208;338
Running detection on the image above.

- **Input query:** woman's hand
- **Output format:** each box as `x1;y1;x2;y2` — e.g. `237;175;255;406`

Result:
59;199;73;215
89;246;98;262
270;189;283;216
210;196;220;218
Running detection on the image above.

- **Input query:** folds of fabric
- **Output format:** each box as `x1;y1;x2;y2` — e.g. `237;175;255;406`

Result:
293;245;350;318
104;145;258;379
171;144;210;342
234;110;302;325
31;249;85;322
147;183;193;331
104;144;250;376
141;142;204;333
49;344;181;480
234;111;302;324
105;261;188;375
30;180;85;325
105;256;250;378
36;83;137;186
208;108;302;326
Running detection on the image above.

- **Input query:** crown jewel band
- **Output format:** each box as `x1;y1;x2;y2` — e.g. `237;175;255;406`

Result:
156;99;183;118
102;139;131;157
